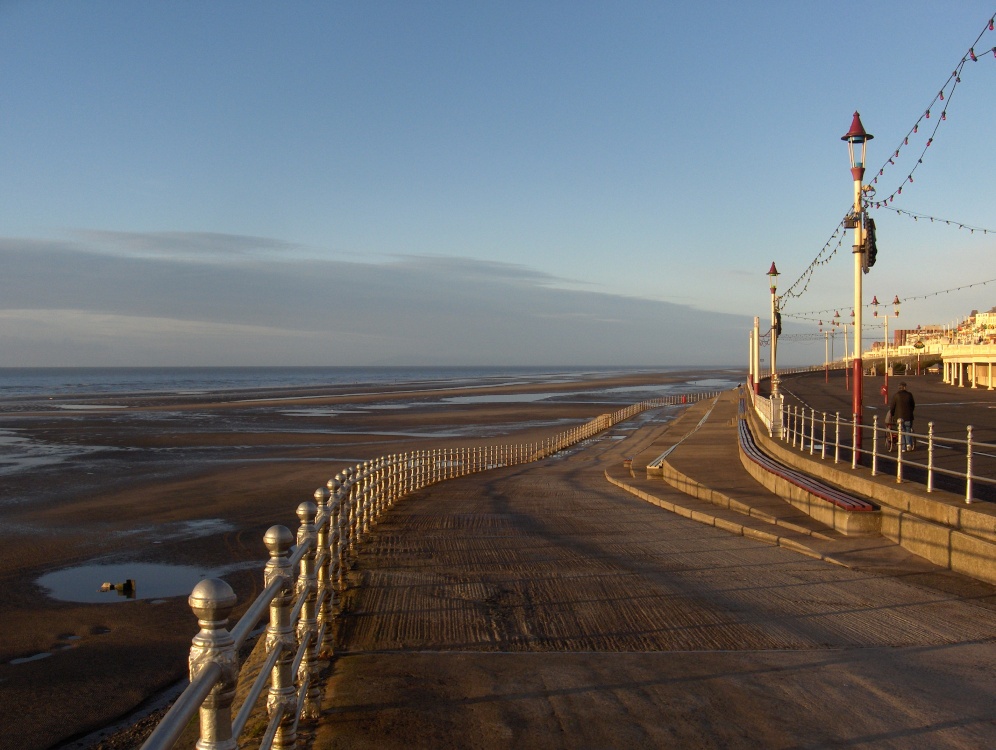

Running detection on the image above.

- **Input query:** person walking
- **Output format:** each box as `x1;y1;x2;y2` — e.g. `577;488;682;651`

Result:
888;381;916;451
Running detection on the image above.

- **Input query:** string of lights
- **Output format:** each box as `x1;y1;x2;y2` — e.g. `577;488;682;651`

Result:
783;276;996;321
877;205;994;235
777;213;849;305
758;331;827;344
775;15;994;319
781;198;993;315
869;14;995;208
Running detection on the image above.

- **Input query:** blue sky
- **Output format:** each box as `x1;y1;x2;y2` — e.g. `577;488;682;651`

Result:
1;1;993;366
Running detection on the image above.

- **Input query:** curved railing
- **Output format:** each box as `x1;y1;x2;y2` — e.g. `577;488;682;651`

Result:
778;402;996;503
141;391;721;750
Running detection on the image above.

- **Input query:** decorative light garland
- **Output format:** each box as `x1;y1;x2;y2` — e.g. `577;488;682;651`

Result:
878;205;994;235
869;13;995;208
785;276;996;320
777;14;994;316
778;213;849;304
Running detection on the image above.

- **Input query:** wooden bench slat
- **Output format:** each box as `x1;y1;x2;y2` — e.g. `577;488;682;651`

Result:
738;415;875;512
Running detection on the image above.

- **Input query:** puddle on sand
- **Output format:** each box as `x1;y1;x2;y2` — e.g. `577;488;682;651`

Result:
38;562;213;603
442;392;561;405
53;404;128;411
37;560;260;604
0;428;107;478
9;652;53;665
7;630;103;667
114;518;234;542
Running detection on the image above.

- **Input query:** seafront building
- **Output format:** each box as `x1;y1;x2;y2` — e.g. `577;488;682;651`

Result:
847;305;996;389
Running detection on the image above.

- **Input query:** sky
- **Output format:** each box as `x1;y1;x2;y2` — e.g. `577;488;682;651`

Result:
1;1;994;367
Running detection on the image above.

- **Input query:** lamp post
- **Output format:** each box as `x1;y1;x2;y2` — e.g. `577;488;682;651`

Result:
842;112;873;451
833;310;850;391
819;320;829;383
753;316;761;395
872;294;901;402
768;262;780;397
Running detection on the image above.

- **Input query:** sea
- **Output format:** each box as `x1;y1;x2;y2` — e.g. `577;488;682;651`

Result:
0;365;738;400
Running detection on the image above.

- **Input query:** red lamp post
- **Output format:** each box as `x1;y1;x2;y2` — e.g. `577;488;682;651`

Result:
842;111;873;453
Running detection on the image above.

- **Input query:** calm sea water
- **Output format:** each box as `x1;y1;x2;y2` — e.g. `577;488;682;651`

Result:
0;366;670;399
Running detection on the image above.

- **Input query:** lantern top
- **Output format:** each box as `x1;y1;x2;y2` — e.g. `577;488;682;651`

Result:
841;111;874;143
767;262;779;277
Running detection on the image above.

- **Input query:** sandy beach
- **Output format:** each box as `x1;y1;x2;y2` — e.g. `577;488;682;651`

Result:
0;368;737;750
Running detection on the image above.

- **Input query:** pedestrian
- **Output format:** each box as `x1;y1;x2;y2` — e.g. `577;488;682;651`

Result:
888;381;916;451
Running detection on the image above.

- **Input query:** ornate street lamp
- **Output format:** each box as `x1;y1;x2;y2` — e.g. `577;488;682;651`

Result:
842;112;873;451
768;262;780;397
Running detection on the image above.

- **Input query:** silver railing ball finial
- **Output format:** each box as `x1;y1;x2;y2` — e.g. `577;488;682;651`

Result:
188;578;239;750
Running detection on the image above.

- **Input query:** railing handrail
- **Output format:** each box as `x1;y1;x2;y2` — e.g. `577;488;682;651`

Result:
141;389;725;750
760;396;996;504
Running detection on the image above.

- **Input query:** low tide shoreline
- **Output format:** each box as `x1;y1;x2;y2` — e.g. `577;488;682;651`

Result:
0;367;740;749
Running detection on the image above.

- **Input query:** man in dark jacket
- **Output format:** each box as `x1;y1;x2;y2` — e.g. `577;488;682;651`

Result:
888;381;916;451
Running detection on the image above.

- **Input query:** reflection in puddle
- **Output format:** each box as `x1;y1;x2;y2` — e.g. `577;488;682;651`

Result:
10;651;53;665
443;393;559;404
114;518;234;541
54;404;128;411
685;378;739;389
281;407;339;417
7;632;99;667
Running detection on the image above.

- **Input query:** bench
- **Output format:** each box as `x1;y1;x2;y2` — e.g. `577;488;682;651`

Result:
738;413;876;513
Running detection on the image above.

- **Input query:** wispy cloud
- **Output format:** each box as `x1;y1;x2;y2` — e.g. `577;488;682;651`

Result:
69;229;301;261
0;233;751;366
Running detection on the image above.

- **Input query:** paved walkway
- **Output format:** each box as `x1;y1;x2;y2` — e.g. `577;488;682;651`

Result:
311;398;996;749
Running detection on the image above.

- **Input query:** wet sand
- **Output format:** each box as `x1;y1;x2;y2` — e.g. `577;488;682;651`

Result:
0;369;734;750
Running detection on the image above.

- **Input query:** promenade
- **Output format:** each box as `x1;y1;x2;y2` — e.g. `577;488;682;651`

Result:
308;393;996;749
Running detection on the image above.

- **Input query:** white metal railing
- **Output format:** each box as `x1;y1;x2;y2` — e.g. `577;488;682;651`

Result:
775;402;996;504
142;390;721;750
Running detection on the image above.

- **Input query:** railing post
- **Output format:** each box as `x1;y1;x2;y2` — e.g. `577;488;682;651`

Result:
295;501;321;722
871;415;879;476
349;465;361;550
360;462;371;536
313;487;334;658
834;412;841;465
809;408;816;455
329;474;347;588
966;425;974;504
927;423;935;493
263;525;297;750
392;455;400;500
851;416;858;470
896;420;904;484
188;578;239;750
821;412;827;460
